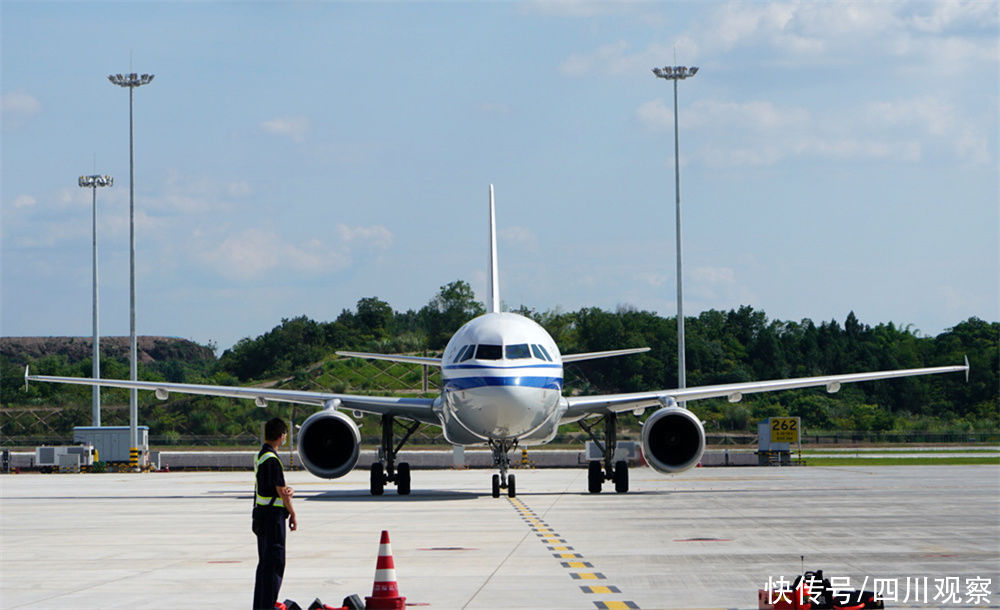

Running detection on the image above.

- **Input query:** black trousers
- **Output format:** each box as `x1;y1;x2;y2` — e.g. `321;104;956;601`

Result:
252;507;287;609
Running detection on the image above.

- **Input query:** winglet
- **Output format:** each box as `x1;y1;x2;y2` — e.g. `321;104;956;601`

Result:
24;365;30;391
964;355;970;383
487;184;500;314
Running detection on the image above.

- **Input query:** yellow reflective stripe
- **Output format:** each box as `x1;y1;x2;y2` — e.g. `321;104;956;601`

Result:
253;451;284;508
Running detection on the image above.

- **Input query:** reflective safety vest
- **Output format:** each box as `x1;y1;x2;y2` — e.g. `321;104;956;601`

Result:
254;450;285;508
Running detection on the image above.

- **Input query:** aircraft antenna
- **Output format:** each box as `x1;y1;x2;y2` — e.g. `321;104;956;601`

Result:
488;184;500;313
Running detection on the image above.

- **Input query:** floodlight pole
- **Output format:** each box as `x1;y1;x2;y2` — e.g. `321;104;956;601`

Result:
79;174;113;427
652;65;698;404
108;72;154;463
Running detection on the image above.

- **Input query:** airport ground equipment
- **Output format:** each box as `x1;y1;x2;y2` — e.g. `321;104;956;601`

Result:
34;444;95;472
759;569;884;609
73;426;148;465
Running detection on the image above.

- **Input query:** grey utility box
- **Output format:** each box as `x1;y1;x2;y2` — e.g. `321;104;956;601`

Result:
74;426;149;463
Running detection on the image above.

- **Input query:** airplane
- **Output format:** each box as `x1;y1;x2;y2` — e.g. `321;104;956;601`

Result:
26;185;969;498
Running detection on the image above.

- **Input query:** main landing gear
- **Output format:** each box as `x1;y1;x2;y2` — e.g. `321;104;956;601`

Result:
370;414;420;496
580;412;629;494
489;439;517;498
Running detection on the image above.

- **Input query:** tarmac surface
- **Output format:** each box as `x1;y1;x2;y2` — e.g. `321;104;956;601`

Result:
2;464;998;609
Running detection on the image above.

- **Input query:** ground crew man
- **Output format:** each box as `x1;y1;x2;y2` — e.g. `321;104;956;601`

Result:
253;418;298;609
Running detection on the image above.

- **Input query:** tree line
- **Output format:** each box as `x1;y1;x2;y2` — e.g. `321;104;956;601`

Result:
2;280;996;442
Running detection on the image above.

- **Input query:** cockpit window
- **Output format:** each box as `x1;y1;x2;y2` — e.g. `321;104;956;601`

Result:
505;344;531;359
530;344;550;361
453;345;473;363
535;344;554;362
475;344;502;360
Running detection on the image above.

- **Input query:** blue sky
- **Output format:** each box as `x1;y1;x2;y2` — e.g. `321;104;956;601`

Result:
2;1;997;353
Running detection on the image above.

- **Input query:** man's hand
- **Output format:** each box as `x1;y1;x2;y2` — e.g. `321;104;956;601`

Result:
288;512;298;531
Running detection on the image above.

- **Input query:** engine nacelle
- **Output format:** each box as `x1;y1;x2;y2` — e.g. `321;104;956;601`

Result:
640;406;705;474
297;408;361;479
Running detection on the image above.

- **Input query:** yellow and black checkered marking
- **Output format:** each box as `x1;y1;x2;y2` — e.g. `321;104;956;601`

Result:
510;498;639;609
571;572;606;580
581;585;621;594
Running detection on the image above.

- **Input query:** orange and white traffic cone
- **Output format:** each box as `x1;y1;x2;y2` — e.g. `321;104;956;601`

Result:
364;530;406;610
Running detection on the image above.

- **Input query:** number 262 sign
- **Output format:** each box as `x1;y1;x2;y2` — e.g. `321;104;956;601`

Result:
770;417;799;443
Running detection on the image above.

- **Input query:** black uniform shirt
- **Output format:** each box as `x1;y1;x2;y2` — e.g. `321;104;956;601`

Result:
255;443;286;514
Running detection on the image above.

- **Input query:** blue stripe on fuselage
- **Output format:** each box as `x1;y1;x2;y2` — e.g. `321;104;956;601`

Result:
443;363;562;371
444;376;563;391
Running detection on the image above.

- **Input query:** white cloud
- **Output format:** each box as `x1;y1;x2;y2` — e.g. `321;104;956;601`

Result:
481;102;511;115
646;99;809;132
13;195;36;208
520;0;631;19
691;266;735;284
337;224;393;249
867;97;991;164
198;223;394;281
202;228;351;279
561;40;682;77
501;226;539;251
260;116;310;142
1;91;40;129
639;92;989;167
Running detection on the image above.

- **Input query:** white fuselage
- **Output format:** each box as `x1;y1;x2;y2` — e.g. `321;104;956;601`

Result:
434;312;566;446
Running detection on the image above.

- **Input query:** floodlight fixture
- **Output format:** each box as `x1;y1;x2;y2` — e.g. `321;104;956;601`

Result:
108;73;155;88
79;175;114;188
652;65;699;80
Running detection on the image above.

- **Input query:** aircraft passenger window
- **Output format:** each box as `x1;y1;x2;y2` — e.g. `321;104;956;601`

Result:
531;344;550;361
536;344;554;362
475;344;502;360
505;344;531;359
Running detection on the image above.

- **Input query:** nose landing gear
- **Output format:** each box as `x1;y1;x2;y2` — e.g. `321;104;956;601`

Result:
489;439;517;498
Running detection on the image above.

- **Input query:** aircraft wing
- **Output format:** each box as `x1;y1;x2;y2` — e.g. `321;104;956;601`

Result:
561;347;651;363
563;360;969;419
335;351;443;367
24;369;439;424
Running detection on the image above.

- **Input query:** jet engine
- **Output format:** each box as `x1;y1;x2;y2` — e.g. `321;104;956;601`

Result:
297;408;361;479
640;406;705;474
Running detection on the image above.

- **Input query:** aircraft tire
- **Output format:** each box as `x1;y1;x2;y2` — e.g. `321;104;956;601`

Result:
507;474;516;498
614;460;629;493
588;461;603;494
397;462;411;496
370;462;385;496
491;474;500;498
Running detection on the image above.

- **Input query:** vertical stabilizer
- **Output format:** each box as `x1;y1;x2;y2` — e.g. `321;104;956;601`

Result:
488;184;500;313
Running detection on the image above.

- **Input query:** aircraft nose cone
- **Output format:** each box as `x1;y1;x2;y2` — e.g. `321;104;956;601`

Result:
459;385;551;438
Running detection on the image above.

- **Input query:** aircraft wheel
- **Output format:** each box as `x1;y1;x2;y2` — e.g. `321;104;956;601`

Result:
614;460;629;494
397;462;411;496
507;474;516;498
370;462;385;496
491;474;500;498
588;461;603;494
